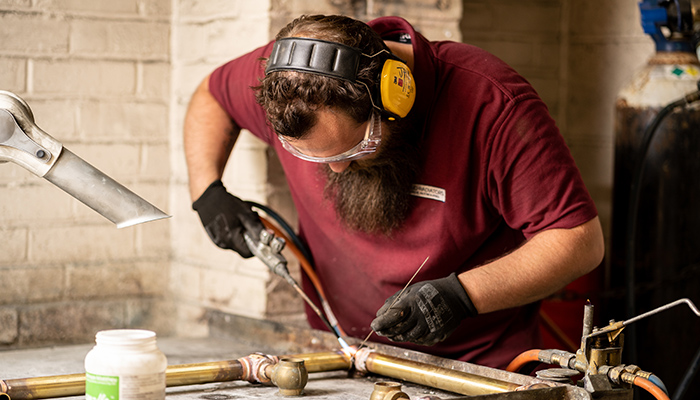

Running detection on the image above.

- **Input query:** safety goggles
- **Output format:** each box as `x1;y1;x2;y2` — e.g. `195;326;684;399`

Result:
277;110;382;163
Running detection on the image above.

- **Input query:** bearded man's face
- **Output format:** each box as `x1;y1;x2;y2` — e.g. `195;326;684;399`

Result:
323;117;421;235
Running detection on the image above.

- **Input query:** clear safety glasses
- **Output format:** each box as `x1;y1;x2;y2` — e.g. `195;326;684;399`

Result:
277;110;382;163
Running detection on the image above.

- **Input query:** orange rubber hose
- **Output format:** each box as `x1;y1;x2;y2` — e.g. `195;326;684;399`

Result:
633;376;670;400
259;217;347;336
505;349;542;372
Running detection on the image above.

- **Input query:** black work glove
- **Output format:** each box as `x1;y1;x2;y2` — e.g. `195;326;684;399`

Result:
192;180;264;258
370;273;478;346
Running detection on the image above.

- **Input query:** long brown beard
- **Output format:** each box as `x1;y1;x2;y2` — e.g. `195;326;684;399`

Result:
323;120;421;236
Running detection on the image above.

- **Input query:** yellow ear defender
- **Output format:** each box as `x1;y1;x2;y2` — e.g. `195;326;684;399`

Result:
266;37;416;119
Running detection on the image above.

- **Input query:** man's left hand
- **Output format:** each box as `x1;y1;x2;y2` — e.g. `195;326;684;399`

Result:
370;273;478;346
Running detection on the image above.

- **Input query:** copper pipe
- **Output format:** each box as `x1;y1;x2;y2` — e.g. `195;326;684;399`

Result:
2;349;525;399
290;351;351;372
355;348;521;396
0;374;85;400
166;359;244;387
0;352;348;400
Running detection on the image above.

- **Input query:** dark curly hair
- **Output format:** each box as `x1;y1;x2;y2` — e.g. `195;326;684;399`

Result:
255;15;388;139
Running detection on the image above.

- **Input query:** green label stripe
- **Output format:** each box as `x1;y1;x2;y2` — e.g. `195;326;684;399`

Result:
86;372;119;400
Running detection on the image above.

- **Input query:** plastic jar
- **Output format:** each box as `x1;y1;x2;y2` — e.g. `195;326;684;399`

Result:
84;329;167;400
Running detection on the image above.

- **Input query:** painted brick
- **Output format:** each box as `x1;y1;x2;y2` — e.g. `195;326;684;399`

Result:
170;262;202;301
264;275;303;317
33;59;136;96
226;131;269;188
141;62;170;101
201;267;267;318
374;0;462;23
0;162;34;185
26;100;79;140
0;307;19;344
172;302;209;338
141;143;170;179
270;0;345;18
33;0;139;14
126;298;175;336
137;217;171;257
173;64;220;101
78;101;168;141
0;58;26;93
461;3;492;30
65;261;166;299
71;20;169;60
18;301;126;346
0;228;26;264
175;18;270;64
139;0;171;17
176;0;240;17
527;77;560;109
0;13;69;55
28;225;136;263
493;3;560;33
0;266;64;305
0;183;75;224
566;41;652;140
571;1;646;37
0;0;31;7
478;40;535;69
412;20;461;41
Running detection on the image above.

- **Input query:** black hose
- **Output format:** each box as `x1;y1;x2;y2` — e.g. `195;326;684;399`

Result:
673;343;700;400
245;200;313;262
624;87;700;365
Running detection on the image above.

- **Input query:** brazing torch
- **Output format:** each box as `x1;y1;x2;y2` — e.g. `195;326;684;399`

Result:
243;229;352;352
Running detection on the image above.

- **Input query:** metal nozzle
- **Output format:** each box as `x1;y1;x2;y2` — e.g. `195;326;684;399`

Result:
0;90;169;228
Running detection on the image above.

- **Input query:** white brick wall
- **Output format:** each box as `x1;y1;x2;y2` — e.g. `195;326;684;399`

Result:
0;0;172;348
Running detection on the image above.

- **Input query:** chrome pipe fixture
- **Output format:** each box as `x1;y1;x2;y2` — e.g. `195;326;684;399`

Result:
0;90;169;228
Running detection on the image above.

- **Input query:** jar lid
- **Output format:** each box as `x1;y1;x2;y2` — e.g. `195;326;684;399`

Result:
95;329;156;345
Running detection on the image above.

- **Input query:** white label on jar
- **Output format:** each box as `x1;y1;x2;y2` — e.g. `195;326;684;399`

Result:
86;372;165;400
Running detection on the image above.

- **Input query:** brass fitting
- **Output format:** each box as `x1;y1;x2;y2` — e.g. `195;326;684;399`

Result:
270;357;308;396
599;364;647;387
370;381;409;400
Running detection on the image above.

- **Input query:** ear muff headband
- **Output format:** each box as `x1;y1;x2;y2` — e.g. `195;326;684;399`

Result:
265;37;416;119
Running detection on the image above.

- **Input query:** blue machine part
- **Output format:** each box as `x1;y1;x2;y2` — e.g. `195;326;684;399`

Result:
639;0;694;52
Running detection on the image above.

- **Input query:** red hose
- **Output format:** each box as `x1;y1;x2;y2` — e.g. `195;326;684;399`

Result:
505;349;542;372
633;376;670;400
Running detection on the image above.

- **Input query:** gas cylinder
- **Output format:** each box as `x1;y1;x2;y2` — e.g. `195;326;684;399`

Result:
609;49;700;397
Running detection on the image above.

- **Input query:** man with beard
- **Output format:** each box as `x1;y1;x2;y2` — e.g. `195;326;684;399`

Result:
184;14;605;368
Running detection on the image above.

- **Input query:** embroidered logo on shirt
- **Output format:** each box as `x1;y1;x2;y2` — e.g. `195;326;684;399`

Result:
411;184;446;202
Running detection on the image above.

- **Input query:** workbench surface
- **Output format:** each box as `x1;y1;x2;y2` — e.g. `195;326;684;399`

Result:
0;336;450;399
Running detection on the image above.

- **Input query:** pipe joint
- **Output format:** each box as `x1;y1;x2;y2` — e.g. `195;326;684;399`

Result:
354;347;375;373
238;352;279;384
540;349;577;370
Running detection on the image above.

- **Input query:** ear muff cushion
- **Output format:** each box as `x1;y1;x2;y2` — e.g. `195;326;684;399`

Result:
379;59;416;118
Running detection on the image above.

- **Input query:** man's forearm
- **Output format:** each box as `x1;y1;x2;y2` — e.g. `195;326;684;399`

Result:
184;75;240;201
459;216;604;314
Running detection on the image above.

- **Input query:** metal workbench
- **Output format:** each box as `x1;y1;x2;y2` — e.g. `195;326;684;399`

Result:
0;311;594;399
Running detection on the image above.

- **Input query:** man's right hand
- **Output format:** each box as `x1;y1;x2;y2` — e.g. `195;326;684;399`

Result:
192;180;264;258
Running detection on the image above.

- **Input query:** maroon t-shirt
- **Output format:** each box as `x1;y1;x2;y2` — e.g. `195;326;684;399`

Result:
209;17;598;368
